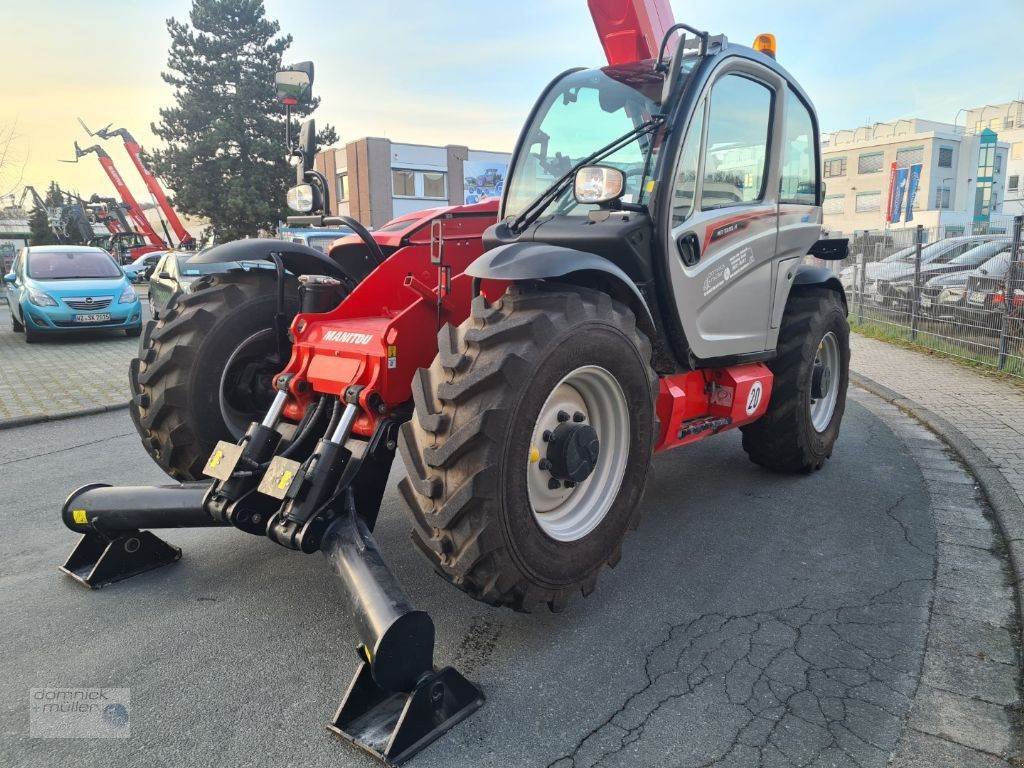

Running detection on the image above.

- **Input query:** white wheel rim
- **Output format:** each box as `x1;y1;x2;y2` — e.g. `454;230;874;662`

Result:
526;365;629;542
810;331;841;432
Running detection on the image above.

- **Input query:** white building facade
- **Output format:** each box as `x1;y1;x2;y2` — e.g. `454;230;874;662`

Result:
820;118;1012;236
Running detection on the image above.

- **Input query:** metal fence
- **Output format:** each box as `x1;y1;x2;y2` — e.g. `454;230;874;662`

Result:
832;215;1024;378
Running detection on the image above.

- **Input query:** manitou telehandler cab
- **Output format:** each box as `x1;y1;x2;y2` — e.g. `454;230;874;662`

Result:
58;8;849;765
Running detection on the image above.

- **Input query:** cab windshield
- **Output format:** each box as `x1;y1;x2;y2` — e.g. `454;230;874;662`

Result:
504;62;679;219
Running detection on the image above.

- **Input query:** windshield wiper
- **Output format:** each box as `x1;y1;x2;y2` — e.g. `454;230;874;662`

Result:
507;115;665;235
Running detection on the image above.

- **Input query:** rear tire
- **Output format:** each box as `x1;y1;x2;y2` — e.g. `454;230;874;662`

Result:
741;288;849;472
129;272;298;480
398;284;658;612
11;310;23;332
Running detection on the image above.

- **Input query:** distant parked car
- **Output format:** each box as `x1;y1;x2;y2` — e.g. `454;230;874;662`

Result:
278;225;353;254
877;239;1010;309
922;248;1013;320
3;245;142;343
963;251;1024;329
854;235;1006;304
123;251;168;283
147;251;272;319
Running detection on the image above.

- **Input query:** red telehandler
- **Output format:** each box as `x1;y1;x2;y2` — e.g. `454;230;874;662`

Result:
61;141;167;259
58;2;850;764
78;118;196;249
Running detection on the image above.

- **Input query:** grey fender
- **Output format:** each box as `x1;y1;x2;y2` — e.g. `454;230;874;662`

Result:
188;238;350;281
791;264;848;313
466;242;656;333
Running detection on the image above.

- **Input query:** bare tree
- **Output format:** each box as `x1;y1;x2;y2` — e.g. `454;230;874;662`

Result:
0;118;29;199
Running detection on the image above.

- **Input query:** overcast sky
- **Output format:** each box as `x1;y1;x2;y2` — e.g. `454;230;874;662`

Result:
4;0;1023;201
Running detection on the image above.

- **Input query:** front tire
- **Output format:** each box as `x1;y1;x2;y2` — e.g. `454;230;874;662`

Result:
11;309;24;332
398;285;658;612
741;288;849;472
129;272;298;480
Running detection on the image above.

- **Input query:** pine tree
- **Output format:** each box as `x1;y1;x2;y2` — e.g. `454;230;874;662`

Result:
150;0;334;242
27;183;62;245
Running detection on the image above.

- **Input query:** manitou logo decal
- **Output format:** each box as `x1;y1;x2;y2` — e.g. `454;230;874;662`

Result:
322;330;374;345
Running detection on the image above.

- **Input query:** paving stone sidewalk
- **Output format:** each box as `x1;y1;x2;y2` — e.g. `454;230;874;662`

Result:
0;304;141;425
851;334;1024;507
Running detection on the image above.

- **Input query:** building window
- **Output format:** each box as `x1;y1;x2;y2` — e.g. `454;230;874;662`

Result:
895;146;923;167
858;152;884;174
780;89;817;205
823;195;845;215
422;171;447;199
823;157;846;178
701;74;773;209
336;173;348;202
1010;175;1020;192
994;153;1003;174
855;192;881;213
938;147;954;168
392;169;415;196
935;187;951;209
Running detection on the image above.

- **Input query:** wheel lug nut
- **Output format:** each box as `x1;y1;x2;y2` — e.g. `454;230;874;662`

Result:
539;459;551;471
557;410;569;422
542;430;552;442
572;411;585;422
548;478;561;490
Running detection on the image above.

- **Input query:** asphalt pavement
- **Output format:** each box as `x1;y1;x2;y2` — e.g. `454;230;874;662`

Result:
0;394;945;768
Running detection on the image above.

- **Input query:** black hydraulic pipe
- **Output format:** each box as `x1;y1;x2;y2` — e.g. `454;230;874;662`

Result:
320;492;434;693
62;483;223;536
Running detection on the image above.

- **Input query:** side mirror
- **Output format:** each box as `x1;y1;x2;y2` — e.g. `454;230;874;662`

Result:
3;273;16;284
573;165;625;205
275;61;314;104
158;271;171;280
807;238;850;261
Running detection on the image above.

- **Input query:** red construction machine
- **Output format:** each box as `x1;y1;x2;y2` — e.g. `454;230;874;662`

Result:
79;118;196;249
58;2;850;764
61;141;167;261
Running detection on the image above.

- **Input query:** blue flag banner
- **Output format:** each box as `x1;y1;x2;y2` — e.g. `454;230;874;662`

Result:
905;164;923;222
890;167;909;223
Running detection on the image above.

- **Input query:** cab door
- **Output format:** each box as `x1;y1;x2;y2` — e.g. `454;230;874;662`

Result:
664;61;784;361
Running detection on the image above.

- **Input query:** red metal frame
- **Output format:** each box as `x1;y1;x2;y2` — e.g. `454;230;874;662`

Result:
81;145;166;248
588;0;677;65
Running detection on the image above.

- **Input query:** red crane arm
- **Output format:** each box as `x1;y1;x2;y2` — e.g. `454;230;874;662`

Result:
84;146;165;247
587;0;676;65
90;125;194;247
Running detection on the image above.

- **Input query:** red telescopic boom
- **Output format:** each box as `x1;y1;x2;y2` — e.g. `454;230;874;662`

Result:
62;142;166;248
80;120;194;248
588;0;676;65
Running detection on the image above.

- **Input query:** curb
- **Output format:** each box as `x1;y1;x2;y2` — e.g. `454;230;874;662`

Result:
851;371;1024;647
0;402;129;431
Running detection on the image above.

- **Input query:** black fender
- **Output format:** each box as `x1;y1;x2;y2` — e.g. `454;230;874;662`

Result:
465;242;656;335
792;264;848;313
188;238;352;281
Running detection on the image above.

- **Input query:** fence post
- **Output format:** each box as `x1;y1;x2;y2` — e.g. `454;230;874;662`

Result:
910;224;923;341
997;215;1024;370
856;231;864;325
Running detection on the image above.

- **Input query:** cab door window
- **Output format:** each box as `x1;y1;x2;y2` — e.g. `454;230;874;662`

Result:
780;89;817;205
700;75;773;209
670;103;705;227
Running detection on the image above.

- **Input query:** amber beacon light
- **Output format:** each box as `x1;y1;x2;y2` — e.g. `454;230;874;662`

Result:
753;33;777;58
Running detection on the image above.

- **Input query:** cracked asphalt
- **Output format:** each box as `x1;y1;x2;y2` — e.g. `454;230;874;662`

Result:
0;394;982;767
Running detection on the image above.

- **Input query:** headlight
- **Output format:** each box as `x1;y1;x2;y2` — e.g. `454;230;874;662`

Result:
119;285;138;304
286;183;315;213
27;288;57;307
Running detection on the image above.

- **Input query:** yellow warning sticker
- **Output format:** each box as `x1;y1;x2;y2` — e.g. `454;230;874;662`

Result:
529;446;540;463
208;449;223;468
276;470;294;491
72;509;88;525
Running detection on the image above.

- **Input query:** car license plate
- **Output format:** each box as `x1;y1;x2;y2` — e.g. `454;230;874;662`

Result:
73;313;112;323
920;297;931;308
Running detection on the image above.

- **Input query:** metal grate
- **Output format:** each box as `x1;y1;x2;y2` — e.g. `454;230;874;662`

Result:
64;297;113;310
